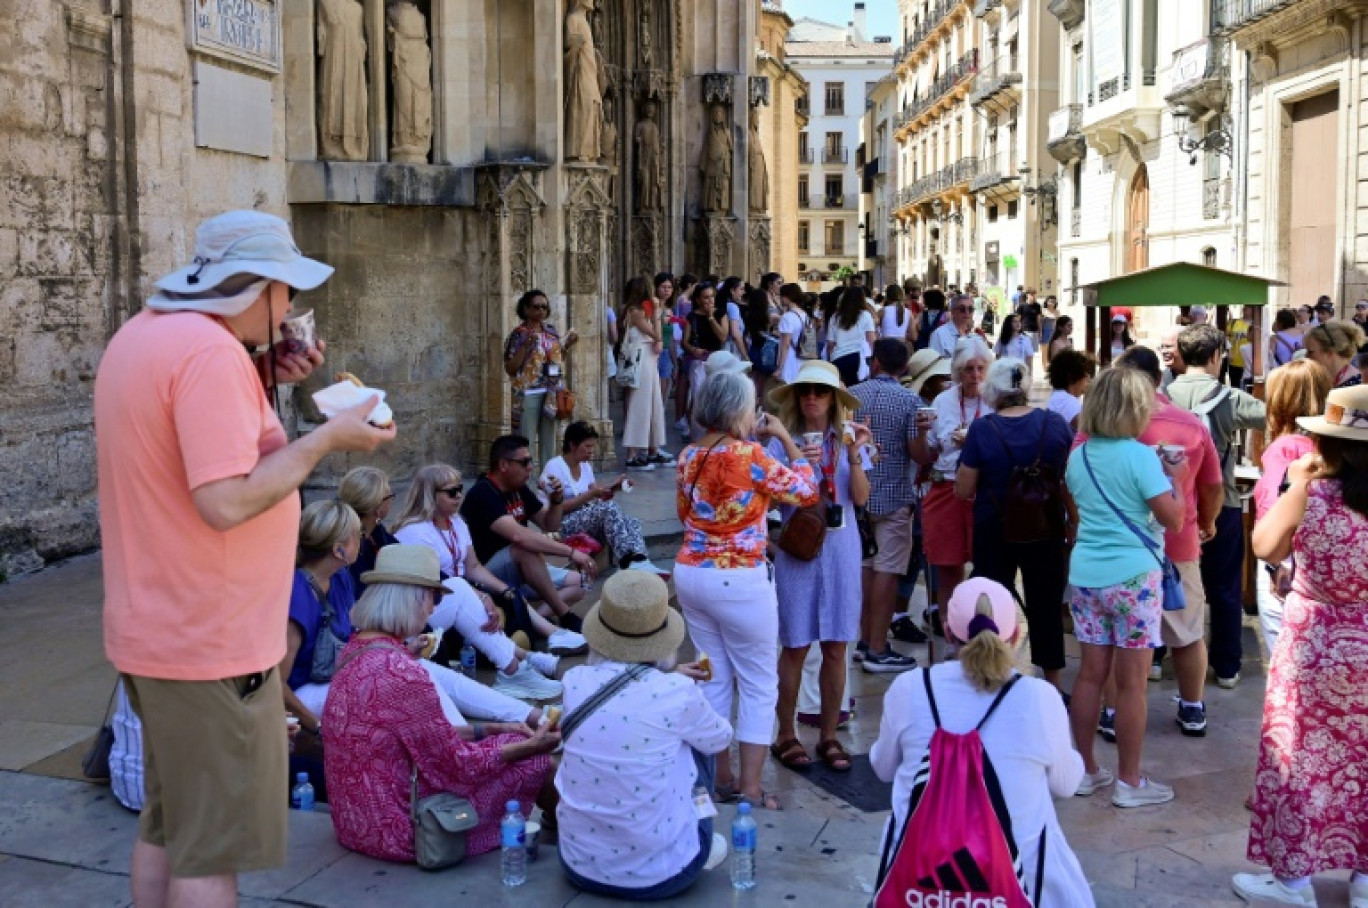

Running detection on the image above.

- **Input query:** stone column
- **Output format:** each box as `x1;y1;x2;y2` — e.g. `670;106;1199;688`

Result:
564;162;616;464
475;162;548;458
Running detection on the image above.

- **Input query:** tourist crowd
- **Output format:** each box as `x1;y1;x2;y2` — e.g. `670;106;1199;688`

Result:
94;209;1367;907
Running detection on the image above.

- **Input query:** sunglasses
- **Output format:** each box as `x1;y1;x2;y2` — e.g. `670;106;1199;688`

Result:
504;456;535;468
795;384;833;397
438;485;464;497
953;305;974;313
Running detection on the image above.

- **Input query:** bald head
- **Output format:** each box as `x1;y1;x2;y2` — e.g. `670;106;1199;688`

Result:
1158;327;1185;373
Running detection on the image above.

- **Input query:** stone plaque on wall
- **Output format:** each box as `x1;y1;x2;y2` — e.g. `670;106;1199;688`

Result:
186;0;282;73
193;61;273;157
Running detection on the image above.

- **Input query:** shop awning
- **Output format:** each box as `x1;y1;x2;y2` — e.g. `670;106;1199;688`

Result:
1073;261;1284;308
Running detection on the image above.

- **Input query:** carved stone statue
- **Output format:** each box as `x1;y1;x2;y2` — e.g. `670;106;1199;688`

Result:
387;2;432;164
634;100;663;212
638;6;654;68
564;0;602;162
600;94;618;170
317;0;369;161
748;107;768;213
700;104;733;214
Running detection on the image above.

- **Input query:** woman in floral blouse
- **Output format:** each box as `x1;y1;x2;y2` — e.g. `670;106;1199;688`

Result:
674;370;818;810
504;289;578;469
324;545;560;863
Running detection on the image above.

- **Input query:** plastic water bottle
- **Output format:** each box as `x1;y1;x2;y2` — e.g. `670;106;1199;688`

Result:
290;772;315;811
731;802;757;890
500;800;527;887
460;643;477;678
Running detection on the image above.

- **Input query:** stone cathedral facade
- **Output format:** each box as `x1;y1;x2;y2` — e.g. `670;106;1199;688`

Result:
0;0;774;576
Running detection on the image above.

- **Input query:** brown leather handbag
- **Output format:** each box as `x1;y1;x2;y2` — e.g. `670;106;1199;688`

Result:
776;505;827;561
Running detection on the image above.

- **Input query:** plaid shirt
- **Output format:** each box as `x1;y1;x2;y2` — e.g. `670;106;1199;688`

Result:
850;375;923;515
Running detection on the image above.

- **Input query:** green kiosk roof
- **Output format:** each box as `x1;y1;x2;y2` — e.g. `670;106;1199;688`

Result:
1076;262;1284;308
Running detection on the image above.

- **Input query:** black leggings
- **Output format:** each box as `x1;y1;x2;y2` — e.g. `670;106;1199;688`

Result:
833;351;862;388
971;527;1068;672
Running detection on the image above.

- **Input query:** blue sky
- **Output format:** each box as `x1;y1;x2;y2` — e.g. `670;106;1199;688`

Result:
780;0;900;41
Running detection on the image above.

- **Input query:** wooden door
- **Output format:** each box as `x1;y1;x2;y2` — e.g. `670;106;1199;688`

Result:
1288;91;1339;306
1125;165;1149;274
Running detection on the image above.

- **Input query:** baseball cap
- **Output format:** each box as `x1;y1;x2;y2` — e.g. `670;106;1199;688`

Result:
946;577;1019;644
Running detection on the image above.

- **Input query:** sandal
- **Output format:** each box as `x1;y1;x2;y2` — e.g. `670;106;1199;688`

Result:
712;781;739;804
816;738;853;772
738;790;781;811
770;737;812;771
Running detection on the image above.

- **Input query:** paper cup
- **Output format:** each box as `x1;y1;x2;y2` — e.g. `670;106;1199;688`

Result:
524;821;541;861
801;432;823;448
286;716;301;731
280;308;316;354
1159;443;1186;464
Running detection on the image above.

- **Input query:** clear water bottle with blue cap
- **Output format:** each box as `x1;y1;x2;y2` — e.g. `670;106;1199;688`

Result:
731;801;757;890
290;772;314;811
501;800;526;886
460;642;477;678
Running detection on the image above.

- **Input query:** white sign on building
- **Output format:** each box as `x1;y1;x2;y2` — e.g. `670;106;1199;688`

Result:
186;0;281;73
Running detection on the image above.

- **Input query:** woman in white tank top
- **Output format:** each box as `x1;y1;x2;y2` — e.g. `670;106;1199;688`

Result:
878;285;914;341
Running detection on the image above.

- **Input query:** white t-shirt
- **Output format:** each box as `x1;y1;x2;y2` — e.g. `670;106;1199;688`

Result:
930;322;970;358
1047;390;1082;427
540;455;595;497
880;305;911;339
726;300;744;356
778;309;807;383
557;663;732;888
996;334;1035;361
394;518;472;578
827;310;875;361
871;665;1090;908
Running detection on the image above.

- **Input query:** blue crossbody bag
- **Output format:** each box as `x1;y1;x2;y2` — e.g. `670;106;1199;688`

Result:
1080;444;1187;612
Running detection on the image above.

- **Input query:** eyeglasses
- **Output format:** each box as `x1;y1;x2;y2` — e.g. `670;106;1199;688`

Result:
795;384;833;397
505;456;535;468
438;485;464;497
953;306;974;313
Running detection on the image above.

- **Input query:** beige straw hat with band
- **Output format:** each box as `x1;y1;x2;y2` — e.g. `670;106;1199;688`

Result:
359;545;449;591
1297;385;1368;441
767;359;861;412
582;571;685;664
904;349;951;396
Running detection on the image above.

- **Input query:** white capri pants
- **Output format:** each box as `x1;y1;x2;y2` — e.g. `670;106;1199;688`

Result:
294;660;530;727
674;562;778;746
1255;562;1284;660
431;577;517;672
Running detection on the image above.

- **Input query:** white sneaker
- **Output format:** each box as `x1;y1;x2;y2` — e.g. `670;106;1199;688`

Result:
1350;878;1367;908
704;832;728;871
1111;777;1175;808
526;651;560;678
627;557;672;581
1075;767;1114;797
547;628;588;656
1216;672;1241;690
1231;873;1318;906
1148;661;1163;682
494;660;563;701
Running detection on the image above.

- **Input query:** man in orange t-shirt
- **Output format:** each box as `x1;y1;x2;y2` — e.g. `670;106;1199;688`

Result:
95;211;394;907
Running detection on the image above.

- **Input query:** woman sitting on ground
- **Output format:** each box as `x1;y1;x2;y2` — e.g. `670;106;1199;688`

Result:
286;505;547;734
870;578;1092;907
557;572;731;900
325;545;561;863
540;421;670;578
338;466;399;586
393;463;572;702
1046;348;1097;432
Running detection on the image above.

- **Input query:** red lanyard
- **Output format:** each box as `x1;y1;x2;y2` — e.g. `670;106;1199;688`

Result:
820;434;838;501
959;392;983;427
434;519;463;573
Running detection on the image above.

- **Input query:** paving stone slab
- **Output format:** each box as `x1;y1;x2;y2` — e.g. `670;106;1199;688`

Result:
0;720;101;771
0;854;129;908
0;771;134;871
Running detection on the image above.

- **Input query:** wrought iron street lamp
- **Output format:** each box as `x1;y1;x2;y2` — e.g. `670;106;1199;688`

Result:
1171;102;1232;166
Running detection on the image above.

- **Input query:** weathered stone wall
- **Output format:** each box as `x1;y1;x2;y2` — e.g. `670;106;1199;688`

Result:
1;1;121;577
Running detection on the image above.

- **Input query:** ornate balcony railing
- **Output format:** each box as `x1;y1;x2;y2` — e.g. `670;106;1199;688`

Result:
896;49;980;131
823;148;849;165
1210;0;1298;32
894;156;980;210
969;155;1019;193
799;148;815;164
969;55;1022;107
824;195;848;209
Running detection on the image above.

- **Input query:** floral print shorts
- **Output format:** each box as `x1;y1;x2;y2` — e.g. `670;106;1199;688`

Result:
1070;570;1163;649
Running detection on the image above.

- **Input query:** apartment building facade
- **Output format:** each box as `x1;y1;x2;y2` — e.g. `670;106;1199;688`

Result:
859;74;900;289
1046;0;1239;344
758;2;811;283
1216;0;1368;311
787;8;895;286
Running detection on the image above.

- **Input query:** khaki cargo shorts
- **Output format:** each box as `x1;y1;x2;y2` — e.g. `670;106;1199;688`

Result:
1160;560;1208;648
123;668;288;877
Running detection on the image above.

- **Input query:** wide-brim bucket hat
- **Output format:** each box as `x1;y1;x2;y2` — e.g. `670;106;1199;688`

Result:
359;544;448;592
582;571;685;665
767;359;861;412
148;211;333;316
1297;385;1368;441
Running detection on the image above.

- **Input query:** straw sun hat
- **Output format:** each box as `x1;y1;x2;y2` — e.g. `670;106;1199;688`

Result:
582;571;685;664
1297;385;1368;441
767;359;861;412
359;544;448;591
